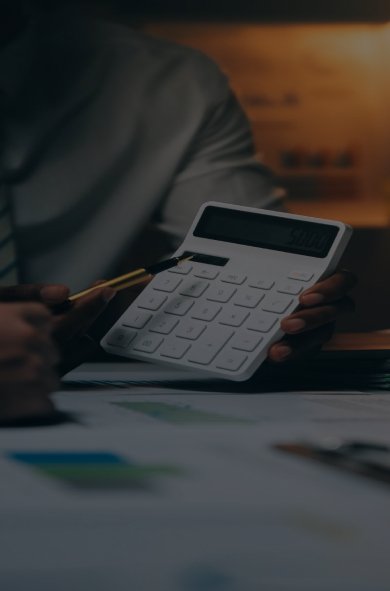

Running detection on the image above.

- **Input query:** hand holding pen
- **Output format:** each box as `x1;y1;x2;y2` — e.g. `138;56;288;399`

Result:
68;254;192;302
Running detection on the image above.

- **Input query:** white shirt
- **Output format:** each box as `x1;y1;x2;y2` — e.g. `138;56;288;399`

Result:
0;9;280;291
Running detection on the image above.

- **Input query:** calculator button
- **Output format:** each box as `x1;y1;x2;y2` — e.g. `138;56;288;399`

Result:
247;278;275;290
191;302;222;322
187;326;234;365
148;315;179;335
193;267;219;280
218;307;250;327
107;328;136;348
168;263;193;275
175;320;207;340
216;350;248;372
121;310;152;329
132;334;164;353
288;270;314;282
233;290;265;308
277;281;303;296
231;331;264;352
159;340;191;359
138;292;168;311
180;280;209;298
220;272;247;285
262;295;294;314
152;275;182;292
206;284;236;303
248;313;278;333
165;297;194;316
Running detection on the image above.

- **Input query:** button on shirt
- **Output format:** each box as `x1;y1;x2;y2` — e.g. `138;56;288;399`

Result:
0;9;280;291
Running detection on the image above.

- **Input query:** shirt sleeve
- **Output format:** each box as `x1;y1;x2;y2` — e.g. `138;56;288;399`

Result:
156;73;284;249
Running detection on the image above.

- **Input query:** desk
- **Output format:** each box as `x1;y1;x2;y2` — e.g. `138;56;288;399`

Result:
1;352;390;591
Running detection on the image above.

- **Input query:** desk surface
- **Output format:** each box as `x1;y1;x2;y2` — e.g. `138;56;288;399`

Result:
1;350;390;591
326;331;390;350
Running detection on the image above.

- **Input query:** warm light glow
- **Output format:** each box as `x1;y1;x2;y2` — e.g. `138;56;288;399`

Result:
145;22;390;222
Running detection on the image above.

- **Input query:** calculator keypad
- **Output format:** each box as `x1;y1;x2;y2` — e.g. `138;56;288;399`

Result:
180;280;209;298
103;261;313;378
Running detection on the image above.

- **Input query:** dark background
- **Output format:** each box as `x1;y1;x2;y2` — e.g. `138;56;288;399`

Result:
97;0;390;22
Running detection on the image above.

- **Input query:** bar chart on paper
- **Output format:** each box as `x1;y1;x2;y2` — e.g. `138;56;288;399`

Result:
7;451;182;491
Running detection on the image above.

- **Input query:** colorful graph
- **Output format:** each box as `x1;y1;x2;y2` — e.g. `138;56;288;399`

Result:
112;401;252;425
8;451;182;490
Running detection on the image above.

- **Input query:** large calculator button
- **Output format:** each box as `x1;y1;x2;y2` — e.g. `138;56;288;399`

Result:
248;312;278;333
165;297;194;316
218;307;249;327
160;340;191;359
288;270;314;282
206;284;236;303
180;280;209;298
121;310;152;329
277;281;303;296
216;350;248;372
247;278;275;290
193;267;219;280
233;290;264;308
152;274;182;292
220;272;247;285
231;331;264;352
107;328;136;348
175;320;206;340
148;315;179;335
132;334;164;353
262;295;293;314
191;302;221;322
138;292;168;311
187;326;234;365
168;262;193;275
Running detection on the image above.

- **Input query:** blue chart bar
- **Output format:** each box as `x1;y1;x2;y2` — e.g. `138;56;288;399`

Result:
8;451;181;491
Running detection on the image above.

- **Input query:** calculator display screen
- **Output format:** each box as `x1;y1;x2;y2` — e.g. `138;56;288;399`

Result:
194;206;339;258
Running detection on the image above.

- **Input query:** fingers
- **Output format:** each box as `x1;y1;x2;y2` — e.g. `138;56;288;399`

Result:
53;287;115;344
0;283;70;305
268;323;335;363
0;302;61;421
281;297;355;335
19;302;53;331
278;269;356;341
299;270;357;307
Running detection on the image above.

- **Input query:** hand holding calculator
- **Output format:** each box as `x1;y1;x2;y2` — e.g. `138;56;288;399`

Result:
101;202;352;381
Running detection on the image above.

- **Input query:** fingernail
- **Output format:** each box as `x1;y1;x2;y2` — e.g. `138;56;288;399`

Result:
274;345;292;361
284;318;306;333
102;287;116;303
40;285;69;303
301;293;324;306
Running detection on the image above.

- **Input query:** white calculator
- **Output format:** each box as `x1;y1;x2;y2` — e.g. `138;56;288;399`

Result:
101;202;352;381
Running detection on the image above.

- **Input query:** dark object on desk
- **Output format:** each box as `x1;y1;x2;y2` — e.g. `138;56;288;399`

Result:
154;350;390;393
275;440;390;486
337;228;390;332
0;410;75;428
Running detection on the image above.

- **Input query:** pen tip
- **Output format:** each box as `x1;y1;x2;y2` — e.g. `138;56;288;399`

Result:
178;254;193;264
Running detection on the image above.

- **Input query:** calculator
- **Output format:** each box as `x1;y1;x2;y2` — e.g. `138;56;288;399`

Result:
101;202;352;381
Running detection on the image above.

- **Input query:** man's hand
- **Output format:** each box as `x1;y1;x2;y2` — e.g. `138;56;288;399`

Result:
0;283;116;374
52;285;116;374
268;270;357;362
0;303;59;421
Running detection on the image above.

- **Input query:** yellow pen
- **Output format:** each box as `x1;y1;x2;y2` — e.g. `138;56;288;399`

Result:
68;254;192;302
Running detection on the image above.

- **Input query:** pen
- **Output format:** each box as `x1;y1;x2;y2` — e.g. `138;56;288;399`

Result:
68;254;192;302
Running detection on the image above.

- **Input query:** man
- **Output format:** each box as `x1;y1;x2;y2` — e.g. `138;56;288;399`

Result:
0;0;355;418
